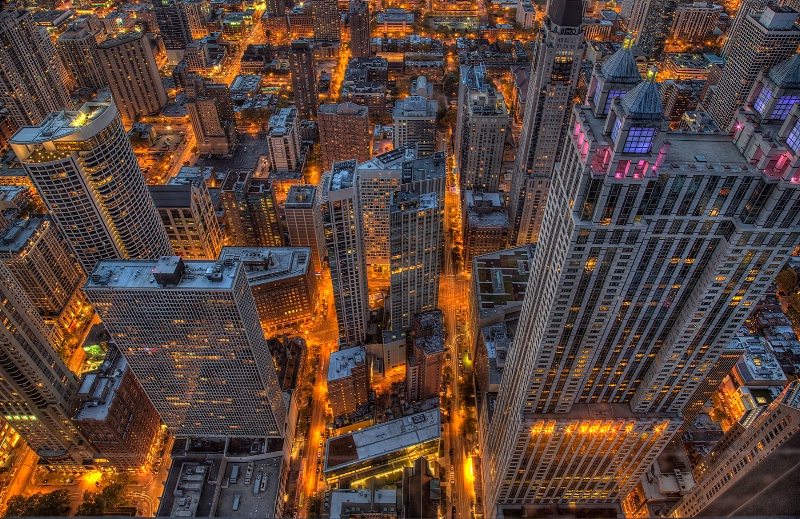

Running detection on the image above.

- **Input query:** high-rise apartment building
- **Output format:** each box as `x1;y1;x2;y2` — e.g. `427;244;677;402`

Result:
319;102;371;170
706;5;800;131
350;1;370;58
220;171;282;247
185;0;210;40
388;191;442;332
153;0;193;51
482;58;800;516
0;263;94;465
0;9;71;126
633;0;679;62
313;0;340;42
84;256;287;438
267;107;302;173
393;96;438;157
671;2;723;42
289;40;318;118
0;216;87;332
285;184;328;272
267;0;286;16
358;149;446;268
9;98;172;273
56;26;105;90
405;310;445;402
187;78;237;155
456;65;510;193
508;0;585;246
149;173;224;260
327;346;370;417
720;0;769;58
321;161;370;347
98;32;169;126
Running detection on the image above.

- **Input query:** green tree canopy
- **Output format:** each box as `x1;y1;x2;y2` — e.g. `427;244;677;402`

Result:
4;490;70;517
443;71;460;98
75;483;127;516
776;268;798;294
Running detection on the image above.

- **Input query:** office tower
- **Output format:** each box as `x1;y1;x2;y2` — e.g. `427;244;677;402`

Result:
220;171;282;247
319;103;371;170
267;107;302;173
220;247;317;332
463;191;510;271
721;0;769;58
671;2;723;42
0;215;87;332
508;0;584;246
321;161;370;347
149;174;224;260
84;256;287;438
706;6;800;131
56;27;104;90
388;191;442;332
187;78;237;156
405;310;444;402
313;0;340;42
0;9;71;127
289;40;318;118
744;52;800;125
633;0;679;62
327;346;370;417
73;348;161;470
9;98;172;274
184;0;210;39
483;63;800;515
455;65;510;193
393;96;438;157
152;0;193;51
267;0;286;16
0;263;94;465
285;184;327;272
98;32;169;126
671;381;800;517
358;149;446;268
350;0;370;58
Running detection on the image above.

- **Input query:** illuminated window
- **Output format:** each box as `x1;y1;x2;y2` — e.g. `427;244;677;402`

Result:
754;86;773;115
623;127;657;153
786;119;800;152
603;89;627;115
611;118;622;144
771;95;800;120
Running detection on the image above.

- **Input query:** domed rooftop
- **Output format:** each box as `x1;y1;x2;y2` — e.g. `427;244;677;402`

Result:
600;35;642;85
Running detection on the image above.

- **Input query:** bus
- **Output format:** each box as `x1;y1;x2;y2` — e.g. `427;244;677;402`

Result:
232;495;241;512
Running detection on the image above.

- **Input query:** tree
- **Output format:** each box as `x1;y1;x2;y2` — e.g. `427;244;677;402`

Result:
443;71;459;98
776;268;798;294
4;490;71;517
75;483;127;516
787;292;800;312
439;108;458;127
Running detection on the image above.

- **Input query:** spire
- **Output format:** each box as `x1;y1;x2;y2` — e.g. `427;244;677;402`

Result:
599;34;642;85
768;53;800;90
620;67;663;119
548;0;584;28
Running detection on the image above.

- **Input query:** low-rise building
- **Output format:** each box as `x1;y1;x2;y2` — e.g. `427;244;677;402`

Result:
463;191;509;271
406;310;445;403
327;346;371;418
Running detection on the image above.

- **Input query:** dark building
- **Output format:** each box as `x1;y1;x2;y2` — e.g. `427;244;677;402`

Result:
266;335;306;391
152;0;193;50
401;457;440;519
350;0;370;58
289;40;318;118
220;171;283;247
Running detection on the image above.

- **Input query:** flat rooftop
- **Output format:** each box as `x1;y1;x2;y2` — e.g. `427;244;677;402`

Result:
325;409;440;472
328;487;398;519
85;257;240;291
473;245;535;322
412;310;445;355
219;247;312;285
148;184;193;208
285;184;317;208
0;215;46;255
328;346;367;382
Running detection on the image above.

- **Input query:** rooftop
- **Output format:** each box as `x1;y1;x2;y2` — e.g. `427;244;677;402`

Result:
74;350;129;422
327;346;367;382
391;191;438;212
412;310;445;355
466;191;510;228
328;487;398;519
0;215;47;255
85;256;241;291
218;247;311;286
285;185;318;208
10;100;114;146
229;74;262;94
318;102;368;117
473;245;535;322
324;409;440;472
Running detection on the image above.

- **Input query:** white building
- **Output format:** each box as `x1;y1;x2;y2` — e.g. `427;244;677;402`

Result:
516;0;536;29
321;161;370;347
393;96;438;157
10;97;172;274
83;256;287;438
671;2;723;42
388;191;443;331
268;107;302;173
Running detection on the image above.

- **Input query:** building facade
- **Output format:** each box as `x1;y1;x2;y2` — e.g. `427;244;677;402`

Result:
56;27;105;90
10;98;172;274
327;346;370;417
268;107;302;173
463;191;510;271
285;184;327;273
221;171;282;247
313;0;340;42
406;310;445;403
350;0;370;58
393;96;438;157
319;102;372;170
289;40;318;118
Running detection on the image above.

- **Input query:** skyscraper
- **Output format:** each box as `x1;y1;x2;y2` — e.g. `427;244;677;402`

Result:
285;184;328;273
267;107;302;173
9;98;172;274
388;191;443;331
393;96;438;157
98;32;169;126
313;0;340;42
267;0;286;16
456;65;510;193
152;0;193;51
186;77;237;155
482;61;800;516
350;0;370;58
706;5;800;131
0;9;71;126
720;0;769;58
633;0;679;62
0;262;94;465
289;40;318;118
319;102;372;170
321;160;370;347
220;171;283;247
84;256;287;438
56;26;105;90
508;0;585;246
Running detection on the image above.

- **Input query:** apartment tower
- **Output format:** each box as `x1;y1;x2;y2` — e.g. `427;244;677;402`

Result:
319;102;372;170
350;0;371;58
285;184;328;272
289;40;318;118
56;26;105;90
313;0;340;42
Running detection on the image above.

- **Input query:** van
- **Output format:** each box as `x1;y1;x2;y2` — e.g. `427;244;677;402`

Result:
232;495;241;511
